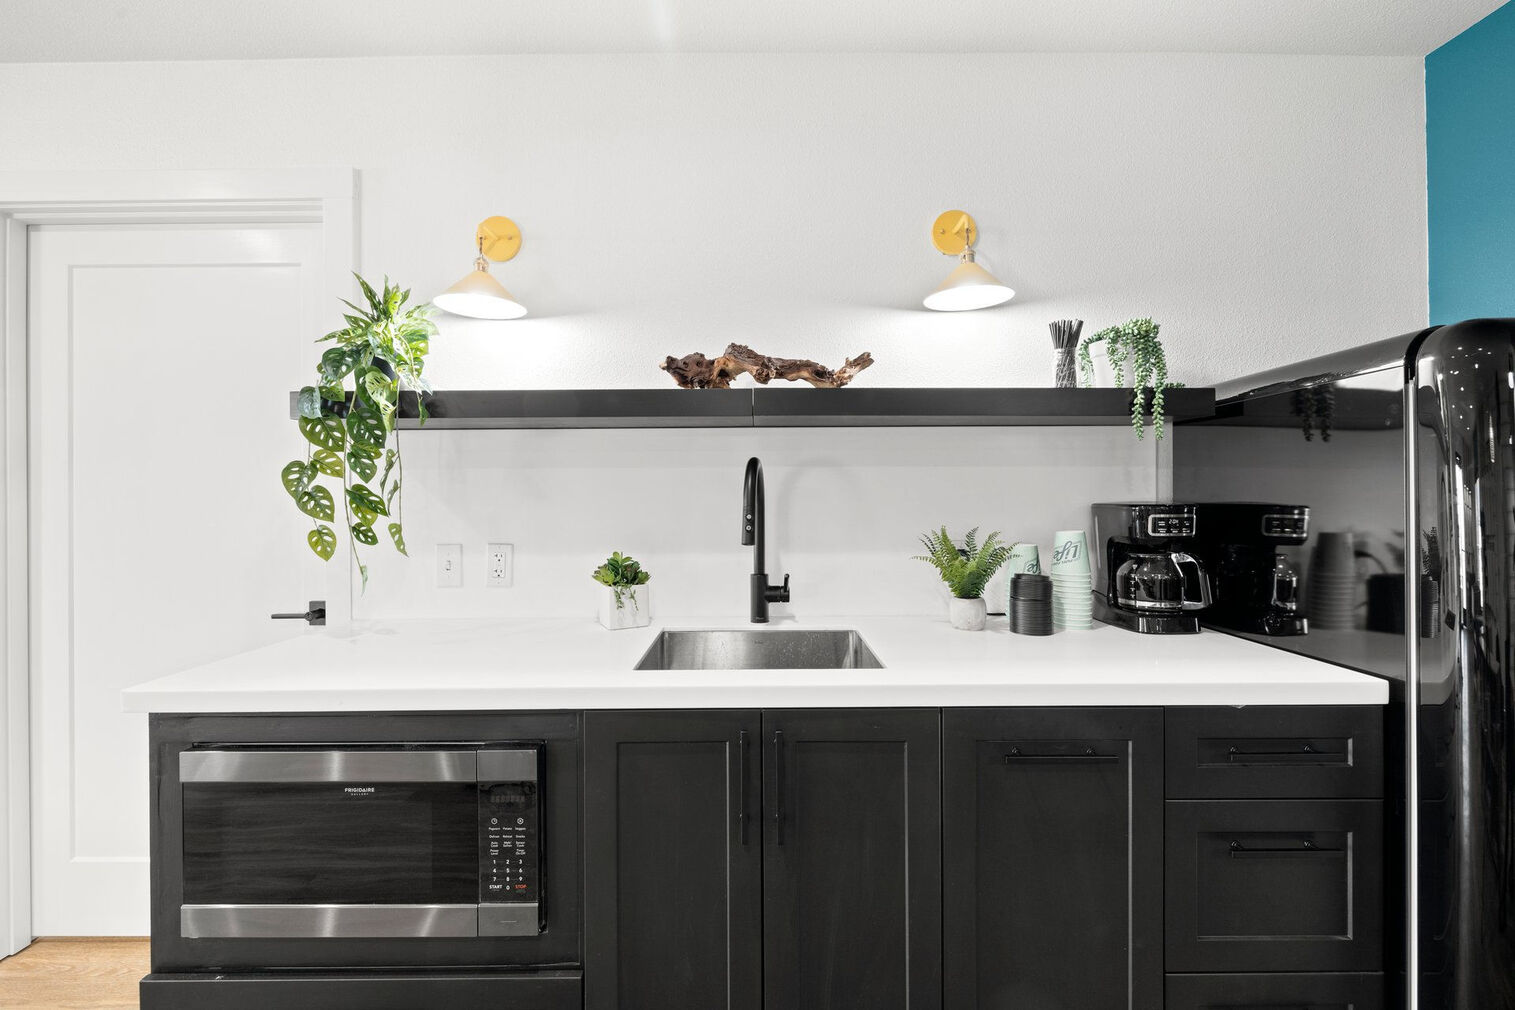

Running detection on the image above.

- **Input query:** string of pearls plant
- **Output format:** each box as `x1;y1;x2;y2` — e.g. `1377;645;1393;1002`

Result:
1077;317;1170;440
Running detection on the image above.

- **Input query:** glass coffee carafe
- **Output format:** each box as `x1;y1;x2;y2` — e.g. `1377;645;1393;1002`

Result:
1271;552;1300;612
1115;551;1213;612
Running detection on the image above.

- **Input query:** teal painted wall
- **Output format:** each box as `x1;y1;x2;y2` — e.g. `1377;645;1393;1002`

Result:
1427;2;1515;323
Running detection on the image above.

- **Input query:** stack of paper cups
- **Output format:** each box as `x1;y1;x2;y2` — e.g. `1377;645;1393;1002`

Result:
1049;529;1094;630
1307;531;1358;630
1005;543;1042;615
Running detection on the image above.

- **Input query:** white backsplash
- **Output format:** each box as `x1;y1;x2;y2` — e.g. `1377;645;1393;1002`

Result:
353;425;1167;622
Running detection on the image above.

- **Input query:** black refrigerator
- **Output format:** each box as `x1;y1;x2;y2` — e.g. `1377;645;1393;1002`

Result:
1174;318;1515;1010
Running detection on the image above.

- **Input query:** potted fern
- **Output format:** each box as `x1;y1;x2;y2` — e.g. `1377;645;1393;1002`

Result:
914;527;1015;630
1077;317;1171;440
593;551;652;630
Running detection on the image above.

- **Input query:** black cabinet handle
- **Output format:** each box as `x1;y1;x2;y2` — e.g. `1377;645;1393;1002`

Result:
1226;744;1346;764
738;729;749;846
1002;746;1117;764
1228;840;1344;859
773;730;785;846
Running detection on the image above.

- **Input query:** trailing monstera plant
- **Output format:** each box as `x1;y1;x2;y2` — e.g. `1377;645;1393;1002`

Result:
281;275;436;589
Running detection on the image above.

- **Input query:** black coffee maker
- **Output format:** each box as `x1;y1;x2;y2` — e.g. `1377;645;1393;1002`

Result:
1091;503;1214;634
1193;502;1309;636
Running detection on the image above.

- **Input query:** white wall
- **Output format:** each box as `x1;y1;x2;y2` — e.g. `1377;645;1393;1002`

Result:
0;53;1427;387
360;426;1164;620
0;52;1429;622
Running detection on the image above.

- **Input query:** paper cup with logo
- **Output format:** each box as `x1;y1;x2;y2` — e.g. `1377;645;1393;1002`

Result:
1007;543;1042;576
1050;530;1090;572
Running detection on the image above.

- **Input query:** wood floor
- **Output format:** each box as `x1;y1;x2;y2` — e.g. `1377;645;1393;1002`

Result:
0;939;148;1010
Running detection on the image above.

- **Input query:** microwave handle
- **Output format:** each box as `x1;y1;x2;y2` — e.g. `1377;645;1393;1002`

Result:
180;749;478;783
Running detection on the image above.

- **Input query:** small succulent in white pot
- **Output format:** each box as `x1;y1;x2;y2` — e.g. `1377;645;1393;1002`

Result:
593;552;652;630
913;527;1015;631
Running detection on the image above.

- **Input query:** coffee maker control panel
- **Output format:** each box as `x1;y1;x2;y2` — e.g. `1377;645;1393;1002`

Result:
1261;513;1309;540
1145;513;1196;538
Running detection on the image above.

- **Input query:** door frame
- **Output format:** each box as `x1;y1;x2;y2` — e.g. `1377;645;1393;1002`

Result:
0;168;358;954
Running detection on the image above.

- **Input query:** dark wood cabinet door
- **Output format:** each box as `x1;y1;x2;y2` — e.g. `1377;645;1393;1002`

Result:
762;709;942;1010
942;708;1164;1010
584;710;762;1010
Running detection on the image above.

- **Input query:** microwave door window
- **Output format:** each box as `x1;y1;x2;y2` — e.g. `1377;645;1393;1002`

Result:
181;782;477;905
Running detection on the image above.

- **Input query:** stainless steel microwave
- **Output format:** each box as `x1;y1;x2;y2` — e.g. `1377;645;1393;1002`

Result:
177;743;544;940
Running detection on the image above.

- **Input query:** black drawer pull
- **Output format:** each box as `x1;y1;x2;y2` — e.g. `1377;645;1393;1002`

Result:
1226;744;1347;764
1228;839;1344;859
1003;746;1118;764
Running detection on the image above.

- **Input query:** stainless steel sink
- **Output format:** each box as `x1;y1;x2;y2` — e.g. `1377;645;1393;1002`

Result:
633;629;884;670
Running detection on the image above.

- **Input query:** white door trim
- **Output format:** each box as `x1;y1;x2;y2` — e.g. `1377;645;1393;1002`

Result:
0;168;358;953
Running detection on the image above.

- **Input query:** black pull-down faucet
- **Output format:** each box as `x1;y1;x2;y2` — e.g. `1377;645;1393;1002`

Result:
742;456;790;623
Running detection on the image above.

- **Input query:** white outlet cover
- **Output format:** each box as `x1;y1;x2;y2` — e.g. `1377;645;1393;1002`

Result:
436;543;464;588
487;543;514;587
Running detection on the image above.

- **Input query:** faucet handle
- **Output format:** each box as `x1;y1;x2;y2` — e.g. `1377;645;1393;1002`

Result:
766;575;791;604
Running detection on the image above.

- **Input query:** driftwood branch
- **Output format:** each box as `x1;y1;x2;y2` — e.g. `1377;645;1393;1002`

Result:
661;343;875;389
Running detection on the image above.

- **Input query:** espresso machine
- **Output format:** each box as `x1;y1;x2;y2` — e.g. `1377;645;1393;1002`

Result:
1192;502;1309;636
1091;502;1213;634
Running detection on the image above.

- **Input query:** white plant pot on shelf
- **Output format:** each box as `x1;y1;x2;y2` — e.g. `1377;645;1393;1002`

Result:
1082;342;1117;387
949;596;987;631
597;583;652;630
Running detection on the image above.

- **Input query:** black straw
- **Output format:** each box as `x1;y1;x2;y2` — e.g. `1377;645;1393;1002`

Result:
1049;319;1083;349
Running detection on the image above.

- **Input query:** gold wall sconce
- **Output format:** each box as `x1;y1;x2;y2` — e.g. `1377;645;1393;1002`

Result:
923;210;1015;311
433;216;528;319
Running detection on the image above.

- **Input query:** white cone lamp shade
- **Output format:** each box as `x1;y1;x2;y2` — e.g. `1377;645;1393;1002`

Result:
923;250;1015;311
433;256;528;320
433;216;528;319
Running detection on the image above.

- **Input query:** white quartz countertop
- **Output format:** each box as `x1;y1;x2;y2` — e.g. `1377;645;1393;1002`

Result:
122;615;1389;713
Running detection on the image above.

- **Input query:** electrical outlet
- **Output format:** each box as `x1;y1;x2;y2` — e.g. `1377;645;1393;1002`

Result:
486;543;514;587
436;543;463;588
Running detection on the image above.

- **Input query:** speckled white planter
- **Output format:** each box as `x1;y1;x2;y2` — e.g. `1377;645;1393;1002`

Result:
597;584;652;630
949;596;987;631
1083;343;1117;387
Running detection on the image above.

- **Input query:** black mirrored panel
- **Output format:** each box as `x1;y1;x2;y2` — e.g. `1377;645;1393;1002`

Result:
1175;358;1409;683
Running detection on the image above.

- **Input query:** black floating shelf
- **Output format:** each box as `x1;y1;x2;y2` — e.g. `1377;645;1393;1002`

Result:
289;387;1215;429
751;387;1215;427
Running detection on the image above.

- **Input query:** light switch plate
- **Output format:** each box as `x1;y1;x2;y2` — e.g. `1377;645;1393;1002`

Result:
486;543;514;587
436;543;463;588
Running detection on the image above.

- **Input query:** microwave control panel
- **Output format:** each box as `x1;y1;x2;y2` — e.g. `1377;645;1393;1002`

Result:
478;745;543;936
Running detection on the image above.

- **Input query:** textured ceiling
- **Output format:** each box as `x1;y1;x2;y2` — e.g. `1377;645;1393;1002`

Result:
0;0;1501;61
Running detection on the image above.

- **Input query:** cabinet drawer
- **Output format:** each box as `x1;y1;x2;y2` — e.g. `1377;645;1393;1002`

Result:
140;970;583;1010
1166;972;1383;1009
1165;800;1383;972
1165;707;1383;799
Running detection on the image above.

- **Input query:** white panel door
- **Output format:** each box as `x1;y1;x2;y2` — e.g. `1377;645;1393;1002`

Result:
28;223;330;934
